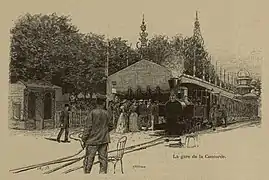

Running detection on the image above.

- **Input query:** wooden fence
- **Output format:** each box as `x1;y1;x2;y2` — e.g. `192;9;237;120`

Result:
54;110;88;128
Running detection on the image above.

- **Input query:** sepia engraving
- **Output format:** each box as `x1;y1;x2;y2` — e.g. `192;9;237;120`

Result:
8;5;262;177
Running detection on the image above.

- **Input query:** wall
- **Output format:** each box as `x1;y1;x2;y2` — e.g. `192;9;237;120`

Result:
107;60;173;101
8;82;26;129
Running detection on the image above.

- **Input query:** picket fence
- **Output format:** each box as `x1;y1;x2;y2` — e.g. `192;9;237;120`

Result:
54;110;88;128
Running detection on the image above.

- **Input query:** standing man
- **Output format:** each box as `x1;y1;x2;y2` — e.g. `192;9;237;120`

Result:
139;100;148;130
112;95;121;129
218;104;228;128
147;99;153;130
152;101;159;128
81;95;113;174
57;104;70;143
165;91;183;136
209;103;217;131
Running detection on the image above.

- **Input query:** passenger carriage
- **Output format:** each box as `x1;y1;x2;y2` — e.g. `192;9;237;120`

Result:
159;74;257;133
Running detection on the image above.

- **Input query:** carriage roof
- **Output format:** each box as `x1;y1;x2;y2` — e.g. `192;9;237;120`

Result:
178;74;236;100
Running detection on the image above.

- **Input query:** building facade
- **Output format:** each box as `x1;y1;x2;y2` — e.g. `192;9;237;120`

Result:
8;81;60;130
106;59;174;101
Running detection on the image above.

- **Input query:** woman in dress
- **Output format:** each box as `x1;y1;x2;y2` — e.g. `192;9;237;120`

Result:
152;101;159;128
111;96;121;129
115;100;129;133
129;101;140;132
138;100;148;130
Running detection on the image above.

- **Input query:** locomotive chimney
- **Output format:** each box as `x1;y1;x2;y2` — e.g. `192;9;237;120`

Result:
168;77;180;90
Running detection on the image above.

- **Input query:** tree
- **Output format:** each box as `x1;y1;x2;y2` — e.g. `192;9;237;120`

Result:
170;34;210;79
62;33;107;95
10;14;109;95
147;35;172;65
180;36;208;78
107;37;140;75
10;13;80;83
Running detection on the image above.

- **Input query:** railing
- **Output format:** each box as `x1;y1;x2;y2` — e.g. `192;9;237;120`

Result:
54;110;88;128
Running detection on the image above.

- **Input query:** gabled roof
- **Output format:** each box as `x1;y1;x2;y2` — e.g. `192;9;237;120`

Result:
108;59;172;78
12;80;60;89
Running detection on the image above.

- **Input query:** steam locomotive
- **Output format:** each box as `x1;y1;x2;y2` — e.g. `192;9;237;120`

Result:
156;76;257;134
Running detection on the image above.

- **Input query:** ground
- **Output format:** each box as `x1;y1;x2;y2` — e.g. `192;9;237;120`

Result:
6;120;265;180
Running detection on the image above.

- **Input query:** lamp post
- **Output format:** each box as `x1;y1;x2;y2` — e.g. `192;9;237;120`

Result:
105;39;110;77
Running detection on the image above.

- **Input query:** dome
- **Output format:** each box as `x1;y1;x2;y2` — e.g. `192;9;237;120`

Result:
237;69;250;78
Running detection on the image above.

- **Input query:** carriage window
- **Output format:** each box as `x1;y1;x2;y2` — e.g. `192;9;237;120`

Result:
13;102;21;120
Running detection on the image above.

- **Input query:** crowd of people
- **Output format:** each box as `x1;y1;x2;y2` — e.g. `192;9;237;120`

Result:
55;92;228;174
107;96;162;133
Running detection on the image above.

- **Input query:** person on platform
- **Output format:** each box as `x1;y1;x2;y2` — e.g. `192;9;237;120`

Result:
107;100;113;116
218;104;228;128
152;101;159;126
165;91;183;136
139;100;148;130
81;95;113;174
209;103;218;131
56;104;70;143
147;99;154;130
112;95;121;129
128;100;140;132
115;100;129;133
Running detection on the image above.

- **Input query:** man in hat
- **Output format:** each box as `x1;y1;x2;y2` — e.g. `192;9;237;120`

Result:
165;91;183;135
147;99;154;130
152;100;159;127
138;100;148;130
218;104;228;128
209;103;218;131
57;104;70;142
81;94;113;174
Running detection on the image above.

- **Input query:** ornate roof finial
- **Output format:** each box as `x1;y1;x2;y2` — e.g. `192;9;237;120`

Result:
193;10;204;45
136;14;149;60
139;14;148;47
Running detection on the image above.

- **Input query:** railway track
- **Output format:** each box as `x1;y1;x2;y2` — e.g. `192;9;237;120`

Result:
9;130;165;174
9;119;260;175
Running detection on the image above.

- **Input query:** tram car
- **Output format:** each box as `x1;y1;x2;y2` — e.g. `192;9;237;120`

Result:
156;75;258;134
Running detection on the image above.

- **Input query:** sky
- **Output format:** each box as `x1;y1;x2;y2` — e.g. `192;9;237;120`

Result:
2;0;267;77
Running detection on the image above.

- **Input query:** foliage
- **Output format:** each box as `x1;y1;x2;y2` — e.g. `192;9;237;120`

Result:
107;37;140;75
146;35;173;65
9;13;140;95
10;13;235;97
10;13;79;83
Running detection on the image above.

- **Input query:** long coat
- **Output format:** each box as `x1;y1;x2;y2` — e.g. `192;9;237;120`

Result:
59;110;70;128
82;108;113;146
